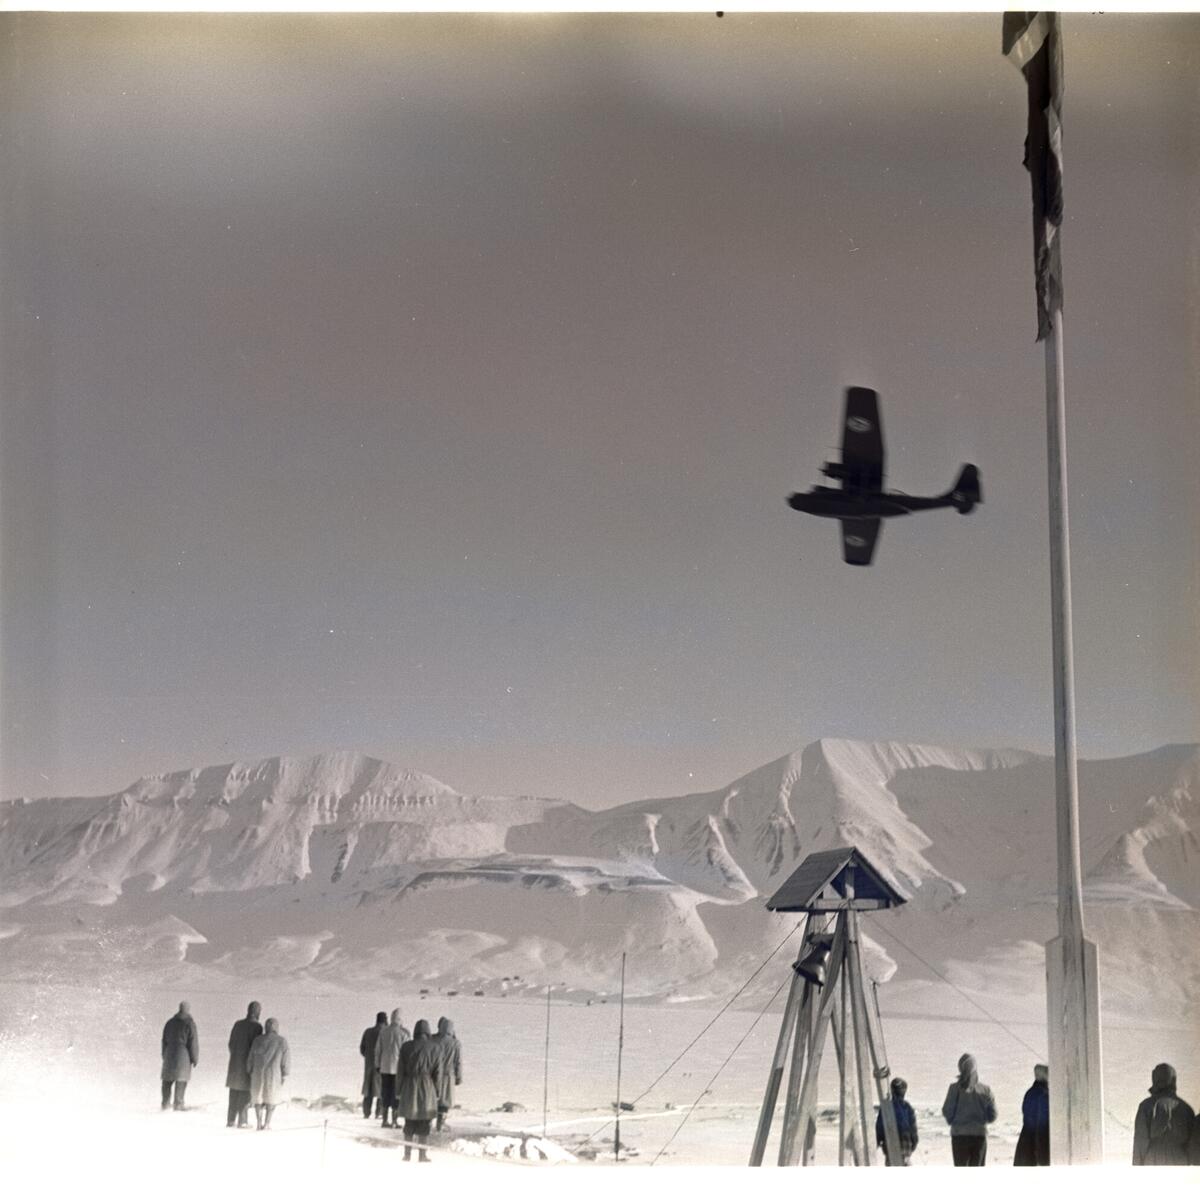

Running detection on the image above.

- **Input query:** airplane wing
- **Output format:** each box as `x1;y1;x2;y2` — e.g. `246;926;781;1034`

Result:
840;517;881;566
841;387;884;490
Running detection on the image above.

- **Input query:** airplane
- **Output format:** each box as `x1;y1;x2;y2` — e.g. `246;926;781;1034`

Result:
786;387;981;565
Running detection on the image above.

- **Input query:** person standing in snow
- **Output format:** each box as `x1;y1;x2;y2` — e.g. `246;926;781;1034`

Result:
247;1017;290;1131
941;1052;997;1165
1014;1063;1050;1166
161;1001;199;1111
225;1001;263;1128
1132;1062;1195;1165
360;1011;387;1120
431;1016;462;1132
398;1019;441;1162
875;1076;918;1165
374;1008;410;1129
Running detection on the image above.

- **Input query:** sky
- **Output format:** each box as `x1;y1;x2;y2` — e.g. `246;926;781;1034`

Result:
2;12;1197;809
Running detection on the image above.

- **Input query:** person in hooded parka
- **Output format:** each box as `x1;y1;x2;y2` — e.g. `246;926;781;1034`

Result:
1014;1063;1050;1166
375;1008;410;1129
161;1001;199;1111
941;1052;997;1166
360;1011;387;1119
247;1017;291;1131
398;1020;441;1162
875;1076;918;1165
1132;1063;1195;1165
431;1016;462;1131
225;1001;263;1128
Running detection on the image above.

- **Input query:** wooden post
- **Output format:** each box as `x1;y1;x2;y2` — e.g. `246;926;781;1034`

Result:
849;910;902;1166
843;885;875;1166
1043;314;1105;1164
785;912;849;1165
749;962;805;1165
776;982;813;1165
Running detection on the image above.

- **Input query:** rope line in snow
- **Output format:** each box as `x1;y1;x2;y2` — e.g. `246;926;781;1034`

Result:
649;974;789;1165
578;919;803;1147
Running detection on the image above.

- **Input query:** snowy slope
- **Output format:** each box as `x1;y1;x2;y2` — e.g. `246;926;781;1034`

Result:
1;742;1197;1018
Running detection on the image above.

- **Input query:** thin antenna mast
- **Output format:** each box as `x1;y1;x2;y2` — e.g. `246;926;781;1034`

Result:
615;952;627;1162
542;984;552;1139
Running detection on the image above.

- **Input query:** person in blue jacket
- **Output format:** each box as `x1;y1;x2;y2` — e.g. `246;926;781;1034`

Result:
1014;1063;1050;1165
875;1076;919;1165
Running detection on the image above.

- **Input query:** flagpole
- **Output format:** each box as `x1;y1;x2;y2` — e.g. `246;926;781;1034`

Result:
1042;308;1104;1165
1004;10;1105;1163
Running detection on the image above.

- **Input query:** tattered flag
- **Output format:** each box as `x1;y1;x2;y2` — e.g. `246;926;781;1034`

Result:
1003;12;1064;341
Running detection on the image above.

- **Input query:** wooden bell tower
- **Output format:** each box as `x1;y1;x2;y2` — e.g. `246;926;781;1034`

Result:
749;846;907;1166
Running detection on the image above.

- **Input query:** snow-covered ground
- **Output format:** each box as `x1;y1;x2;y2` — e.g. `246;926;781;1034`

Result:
1;978;1195;1186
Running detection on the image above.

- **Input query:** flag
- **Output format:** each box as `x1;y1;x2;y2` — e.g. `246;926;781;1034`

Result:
1003;12;1063;341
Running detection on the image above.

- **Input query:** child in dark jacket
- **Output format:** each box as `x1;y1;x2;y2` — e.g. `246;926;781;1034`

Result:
875;1077;919;1165
1014;1063;1050;1165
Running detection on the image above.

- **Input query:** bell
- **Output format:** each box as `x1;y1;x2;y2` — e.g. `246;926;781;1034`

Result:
795;937;834;987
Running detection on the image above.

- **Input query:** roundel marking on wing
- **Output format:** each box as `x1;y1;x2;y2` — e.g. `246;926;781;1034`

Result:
847;416;873;433
846;535;867;548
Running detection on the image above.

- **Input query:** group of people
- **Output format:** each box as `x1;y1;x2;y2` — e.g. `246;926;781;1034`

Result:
159;1000;462;1159
161;1001;292;1130
359;1010;463;1162
875;1055;1199;1166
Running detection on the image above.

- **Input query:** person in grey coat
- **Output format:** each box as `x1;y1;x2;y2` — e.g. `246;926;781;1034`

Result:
247;1017;291;1131
225;1001;263;1128
942;1053;997;1165
1132;1063;1195;1165
360;1011;387;1119
398;1020;441;1162
431;1016;462;1132
374;1008;410;1129
161;1001;199;1111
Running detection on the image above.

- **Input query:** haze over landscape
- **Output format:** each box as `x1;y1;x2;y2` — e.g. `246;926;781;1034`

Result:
3;12;1198;809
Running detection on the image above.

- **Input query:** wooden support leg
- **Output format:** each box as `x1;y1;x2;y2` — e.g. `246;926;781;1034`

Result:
786;912;849;1166
777;982;813;1165
849;912;903;1167
846;917;876;1164
749;964;805;1166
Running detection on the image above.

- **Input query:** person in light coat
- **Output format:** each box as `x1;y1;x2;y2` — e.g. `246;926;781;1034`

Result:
941;1052;997;1165
161;1001;199;1111
359;1011;387;1119
431;1016;462;1132
374;1008;410;1129
225;1001;263;1128
398;1020;441;1162
247;1017;291;1131
1132;1063;1195;1165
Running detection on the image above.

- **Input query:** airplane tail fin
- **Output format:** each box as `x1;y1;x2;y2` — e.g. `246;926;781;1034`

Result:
947;464;981;513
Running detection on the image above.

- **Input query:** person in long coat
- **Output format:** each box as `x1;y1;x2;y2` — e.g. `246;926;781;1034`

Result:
360;1011;387;1120
225;1001;263;1128
431;1016;462;1132
875;1076;918;1165
247;1017;291;1131
398;1020;441;1162
1014;1063;1050;1165
1132;1062;1195;1165
941;1052;997;1166
374;1008;410;1128
161;1001;199;1111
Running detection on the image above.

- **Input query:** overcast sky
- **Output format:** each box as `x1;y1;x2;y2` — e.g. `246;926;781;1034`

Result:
2;12;1197;807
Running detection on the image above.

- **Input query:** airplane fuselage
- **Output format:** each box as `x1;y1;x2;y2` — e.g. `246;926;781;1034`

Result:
787;485;952;520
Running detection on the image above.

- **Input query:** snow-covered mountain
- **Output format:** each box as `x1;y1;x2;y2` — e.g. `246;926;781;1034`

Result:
2;741;1197;1017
